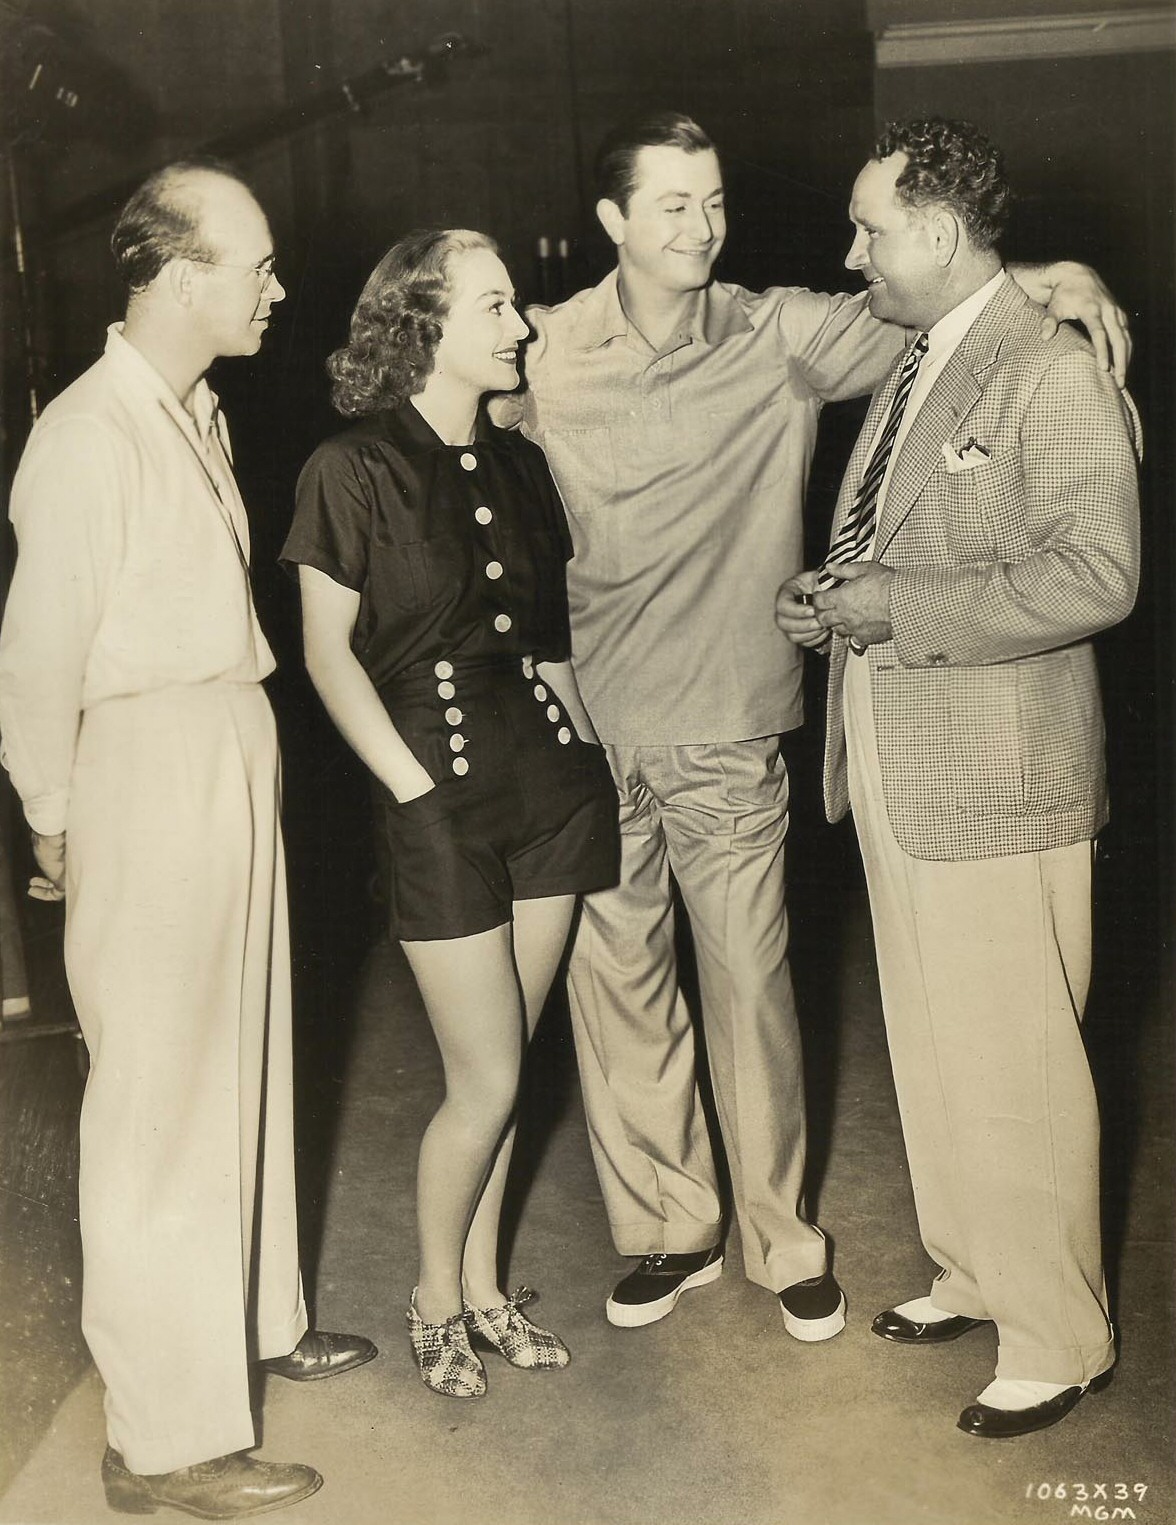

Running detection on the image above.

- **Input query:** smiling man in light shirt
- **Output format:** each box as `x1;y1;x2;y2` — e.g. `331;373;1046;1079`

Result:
501;108;1133;1346
776;117;1140;1437
0;161;374;1519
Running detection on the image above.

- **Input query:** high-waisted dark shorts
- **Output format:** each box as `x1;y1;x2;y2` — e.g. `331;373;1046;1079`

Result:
375;656;620;941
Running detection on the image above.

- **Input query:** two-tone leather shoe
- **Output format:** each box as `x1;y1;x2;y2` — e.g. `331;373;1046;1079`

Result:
261;1328;377;1381
872;1307;989;1345
101;1447;322;1518
957;1370;1112;1439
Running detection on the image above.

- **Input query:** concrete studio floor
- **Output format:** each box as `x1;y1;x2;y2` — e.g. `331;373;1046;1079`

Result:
1;768;1173;1525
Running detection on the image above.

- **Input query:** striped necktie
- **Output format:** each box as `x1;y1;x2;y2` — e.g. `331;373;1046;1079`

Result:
817;330;928;590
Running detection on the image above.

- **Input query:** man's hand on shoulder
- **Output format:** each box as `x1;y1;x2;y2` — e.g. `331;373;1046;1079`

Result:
1008;260;1132;386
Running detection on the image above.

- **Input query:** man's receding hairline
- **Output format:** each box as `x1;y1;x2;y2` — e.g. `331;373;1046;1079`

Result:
159;166;254;238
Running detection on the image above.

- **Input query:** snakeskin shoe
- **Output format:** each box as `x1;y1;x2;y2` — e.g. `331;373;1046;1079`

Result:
406;1290;487;1398
464;1287;571;1370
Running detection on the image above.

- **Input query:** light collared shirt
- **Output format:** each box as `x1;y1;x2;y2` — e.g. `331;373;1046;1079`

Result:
500;270;902;744
0;325;274;832
870;267;1007;527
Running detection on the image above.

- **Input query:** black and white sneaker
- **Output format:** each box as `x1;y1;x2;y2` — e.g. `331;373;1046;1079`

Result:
778;1271;846;1342
605;1247;724;1328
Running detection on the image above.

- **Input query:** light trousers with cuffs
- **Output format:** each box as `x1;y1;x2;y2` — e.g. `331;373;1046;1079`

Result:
843;652;1114;1385
66;683;307;1475
567;736;828;1294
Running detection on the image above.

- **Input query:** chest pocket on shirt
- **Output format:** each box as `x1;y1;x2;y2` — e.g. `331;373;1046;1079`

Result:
700;395;793;495
370;531;471;612
541;427;617;509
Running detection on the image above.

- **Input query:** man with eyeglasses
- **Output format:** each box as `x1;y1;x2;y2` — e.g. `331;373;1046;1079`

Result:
0;160;374;1519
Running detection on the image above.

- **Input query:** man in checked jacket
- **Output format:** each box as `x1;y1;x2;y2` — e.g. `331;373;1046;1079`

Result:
776;118;1141;1440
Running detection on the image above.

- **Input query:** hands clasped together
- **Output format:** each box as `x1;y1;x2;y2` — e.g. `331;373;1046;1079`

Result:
775;560;896;651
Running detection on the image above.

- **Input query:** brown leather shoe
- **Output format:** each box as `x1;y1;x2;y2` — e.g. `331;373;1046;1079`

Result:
101;1447;322;1518
261;1328;377;1381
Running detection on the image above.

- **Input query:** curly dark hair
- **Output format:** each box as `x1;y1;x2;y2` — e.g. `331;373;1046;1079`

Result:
111;158;247;293
593;111;715;215
874;118;1011;251
328;229;499;417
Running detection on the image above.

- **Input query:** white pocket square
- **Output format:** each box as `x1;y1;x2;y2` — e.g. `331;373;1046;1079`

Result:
943;438;992;474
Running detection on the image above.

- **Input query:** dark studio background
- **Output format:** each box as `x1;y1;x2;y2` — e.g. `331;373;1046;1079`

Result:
0;0;1172;1510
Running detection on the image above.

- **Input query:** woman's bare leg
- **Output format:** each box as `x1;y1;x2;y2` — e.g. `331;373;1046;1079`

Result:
460;895;576;1307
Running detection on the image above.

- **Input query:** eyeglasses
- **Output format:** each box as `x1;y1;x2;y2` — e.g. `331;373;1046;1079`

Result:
190;253;278;287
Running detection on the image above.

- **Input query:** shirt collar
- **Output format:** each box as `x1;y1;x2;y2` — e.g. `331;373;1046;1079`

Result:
104;323;221;445
379;398;503;455
575;268;752;352
925;267;1007;362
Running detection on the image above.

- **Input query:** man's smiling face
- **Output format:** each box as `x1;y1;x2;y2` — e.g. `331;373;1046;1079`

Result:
608;145;726;296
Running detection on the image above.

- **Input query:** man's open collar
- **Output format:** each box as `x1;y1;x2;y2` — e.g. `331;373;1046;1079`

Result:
574;269;752;351
104;323;220;444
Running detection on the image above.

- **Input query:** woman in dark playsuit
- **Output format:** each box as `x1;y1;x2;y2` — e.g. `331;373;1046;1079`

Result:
281;229;619;1399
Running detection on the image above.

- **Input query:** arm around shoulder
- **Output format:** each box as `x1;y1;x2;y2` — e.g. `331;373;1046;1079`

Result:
778;285;905;404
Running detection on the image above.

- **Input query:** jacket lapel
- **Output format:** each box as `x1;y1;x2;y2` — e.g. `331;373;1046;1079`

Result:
874;275;1024;556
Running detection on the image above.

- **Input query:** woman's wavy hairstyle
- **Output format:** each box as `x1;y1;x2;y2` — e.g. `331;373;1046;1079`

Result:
327;228;498;417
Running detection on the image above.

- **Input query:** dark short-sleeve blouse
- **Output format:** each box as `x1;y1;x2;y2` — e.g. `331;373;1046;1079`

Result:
281;401;574;690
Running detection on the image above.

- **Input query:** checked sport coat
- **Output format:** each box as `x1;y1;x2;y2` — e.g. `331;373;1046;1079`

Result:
823;274;1142;861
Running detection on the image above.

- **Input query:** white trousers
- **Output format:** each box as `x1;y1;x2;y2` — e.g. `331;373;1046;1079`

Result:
66;684;307;1473
844;654;1113;1384
567;737;827;1292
